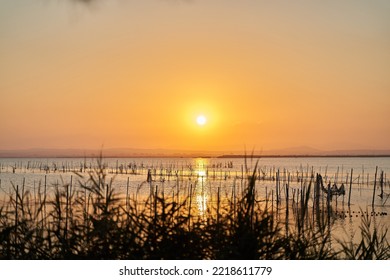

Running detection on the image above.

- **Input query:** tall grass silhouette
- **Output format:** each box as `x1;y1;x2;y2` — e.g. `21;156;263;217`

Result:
0;156;389;259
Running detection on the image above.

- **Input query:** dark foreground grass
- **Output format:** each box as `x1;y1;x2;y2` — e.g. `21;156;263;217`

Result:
0;157;389;260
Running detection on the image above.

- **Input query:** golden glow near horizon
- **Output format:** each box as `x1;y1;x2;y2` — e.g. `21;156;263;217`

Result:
0;1;389;153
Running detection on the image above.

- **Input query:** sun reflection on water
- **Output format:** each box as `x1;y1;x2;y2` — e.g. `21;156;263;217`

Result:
195;158;208;216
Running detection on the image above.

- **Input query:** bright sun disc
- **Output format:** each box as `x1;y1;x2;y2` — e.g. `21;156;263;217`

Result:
196;115;207;126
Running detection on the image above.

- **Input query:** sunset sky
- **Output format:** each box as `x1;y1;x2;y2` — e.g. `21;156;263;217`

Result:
1;0;389;153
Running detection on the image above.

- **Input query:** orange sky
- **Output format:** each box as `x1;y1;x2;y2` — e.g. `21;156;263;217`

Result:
0;0;389;153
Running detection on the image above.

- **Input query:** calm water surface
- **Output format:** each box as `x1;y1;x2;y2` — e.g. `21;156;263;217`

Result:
1;157;389;242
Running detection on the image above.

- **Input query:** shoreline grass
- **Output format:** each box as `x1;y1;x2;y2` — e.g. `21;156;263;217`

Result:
0;157;389;260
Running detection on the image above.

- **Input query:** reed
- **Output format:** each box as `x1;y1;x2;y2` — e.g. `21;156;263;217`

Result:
0;156;389;260
337;209;390;259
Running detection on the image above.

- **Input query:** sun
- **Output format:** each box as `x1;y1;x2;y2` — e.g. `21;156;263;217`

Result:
196;115;207;126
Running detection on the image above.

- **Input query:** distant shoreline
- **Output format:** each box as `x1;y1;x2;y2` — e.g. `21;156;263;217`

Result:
217;154;390;158
1;148;390;159
1;154;390;159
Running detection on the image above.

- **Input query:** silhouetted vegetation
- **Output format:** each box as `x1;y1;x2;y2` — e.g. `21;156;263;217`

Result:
0;157;389;260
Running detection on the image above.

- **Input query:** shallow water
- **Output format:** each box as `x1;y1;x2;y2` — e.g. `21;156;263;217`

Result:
1;156;389;243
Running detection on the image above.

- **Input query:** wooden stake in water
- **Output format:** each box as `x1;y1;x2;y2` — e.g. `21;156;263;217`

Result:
154;185;158;220
285;175;290;235
44;175;47;228
379;171;384;199
217;184;221;226
21;178;25;219
188;184;193;230
64;182;69;240
275;171;278;203
372;166;378;208
231;181;236;219
327;183;331;216
314;174;320;206
15;185;19;243
348;169;353;207
286;174;290;211
126;177;130;211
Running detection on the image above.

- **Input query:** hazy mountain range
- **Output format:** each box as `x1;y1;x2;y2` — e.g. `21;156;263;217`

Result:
0;146;389;158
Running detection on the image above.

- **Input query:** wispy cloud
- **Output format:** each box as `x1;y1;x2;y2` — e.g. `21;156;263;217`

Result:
69;0;194;4
69;0;193;4
72;0;96;3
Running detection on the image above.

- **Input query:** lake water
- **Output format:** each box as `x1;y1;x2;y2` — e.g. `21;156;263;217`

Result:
1;156;390;243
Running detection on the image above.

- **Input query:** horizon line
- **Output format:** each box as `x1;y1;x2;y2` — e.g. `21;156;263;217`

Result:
1;154;390;159
1;147;390;158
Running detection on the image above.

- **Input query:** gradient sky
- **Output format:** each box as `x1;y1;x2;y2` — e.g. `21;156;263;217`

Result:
1;0;389;153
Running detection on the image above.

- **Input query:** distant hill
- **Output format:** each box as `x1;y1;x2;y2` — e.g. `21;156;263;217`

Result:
1;146;390;158
0;148;218;158
219;147;390;158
